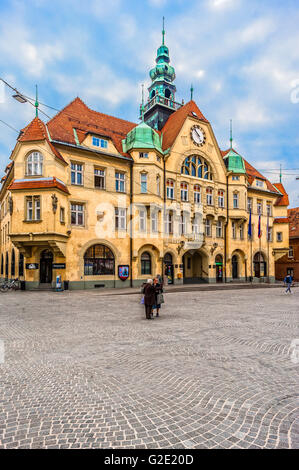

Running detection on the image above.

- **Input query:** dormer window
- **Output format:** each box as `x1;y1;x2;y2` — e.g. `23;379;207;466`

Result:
26;151;43;176
256;179;264;188
92;137;108;149
139;152;149;158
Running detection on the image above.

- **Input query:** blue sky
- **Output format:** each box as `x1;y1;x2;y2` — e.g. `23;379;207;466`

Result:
0;0;298;206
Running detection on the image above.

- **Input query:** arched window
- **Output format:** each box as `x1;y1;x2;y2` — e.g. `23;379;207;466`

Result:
141;252;151;275
11;249;15;277
165;88;171;99
26;151;43;176
84;244;114;275
5;252;9;277
181;155;212;181
150;90;156;99
19;253;24;277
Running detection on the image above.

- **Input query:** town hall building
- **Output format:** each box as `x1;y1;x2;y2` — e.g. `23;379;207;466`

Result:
0;26;289;289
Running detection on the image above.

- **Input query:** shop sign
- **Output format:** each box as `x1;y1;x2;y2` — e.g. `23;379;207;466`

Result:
26;263;39;270
52;263;66;269
118;265;129;281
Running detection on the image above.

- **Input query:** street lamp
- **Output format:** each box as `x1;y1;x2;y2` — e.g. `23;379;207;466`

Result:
12;93;27;104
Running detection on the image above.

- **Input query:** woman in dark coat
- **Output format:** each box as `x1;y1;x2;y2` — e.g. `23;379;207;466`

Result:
153;276;163;317
143;279;156;319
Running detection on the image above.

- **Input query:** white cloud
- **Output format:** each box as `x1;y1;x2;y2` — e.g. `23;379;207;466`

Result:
208;0;239;10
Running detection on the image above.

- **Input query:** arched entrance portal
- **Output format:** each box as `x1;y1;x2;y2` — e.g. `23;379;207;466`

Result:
40;250;53;284
183;250;208;284
215;254;223;283
232;255;238;279
164;253;174;284
254;252;266;278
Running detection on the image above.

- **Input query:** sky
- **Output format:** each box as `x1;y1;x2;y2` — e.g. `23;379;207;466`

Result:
0;0;298;206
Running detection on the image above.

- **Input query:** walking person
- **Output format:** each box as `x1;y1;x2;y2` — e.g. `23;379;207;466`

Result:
284;273;293;294
143;279;156;319
153;275;164;317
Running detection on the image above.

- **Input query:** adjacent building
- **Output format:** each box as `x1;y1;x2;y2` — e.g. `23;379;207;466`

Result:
275;207;299;281
0;27;289;289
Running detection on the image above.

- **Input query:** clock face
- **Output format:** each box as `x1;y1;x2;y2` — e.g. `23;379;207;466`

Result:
191;125;206;146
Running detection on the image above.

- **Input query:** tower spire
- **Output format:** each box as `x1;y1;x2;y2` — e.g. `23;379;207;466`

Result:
141;84;145;122
162;16;165;45
35;84;39;118
190;84;194;101
230;119;233;150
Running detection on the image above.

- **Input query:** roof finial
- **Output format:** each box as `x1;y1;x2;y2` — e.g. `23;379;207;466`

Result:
190;84;194;101
35;84;39;118
162;16;165;45
230;119;233;150
280;164;282;183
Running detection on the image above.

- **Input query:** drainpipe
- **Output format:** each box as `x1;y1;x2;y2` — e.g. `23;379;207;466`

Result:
130;161;133;288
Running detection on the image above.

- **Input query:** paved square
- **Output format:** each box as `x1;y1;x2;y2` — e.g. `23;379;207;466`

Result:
0;287;298;449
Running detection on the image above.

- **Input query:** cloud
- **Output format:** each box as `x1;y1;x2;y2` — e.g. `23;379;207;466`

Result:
208;0;239;10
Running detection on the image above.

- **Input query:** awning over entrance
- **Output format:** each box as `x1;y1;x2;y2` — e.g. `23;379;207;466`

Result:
10;232;69;258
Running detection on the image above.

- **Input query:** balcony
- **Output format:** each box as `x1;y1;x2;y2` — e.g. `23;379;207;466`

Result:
141;95;182;118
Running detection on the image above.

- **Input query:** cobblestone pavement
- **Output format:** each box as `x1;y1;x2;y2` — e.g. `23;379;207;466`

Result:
0;287;298;449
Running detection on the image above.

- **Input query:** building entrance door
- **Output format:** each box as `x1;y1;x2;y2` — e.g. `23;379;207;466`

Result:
232;255;238;279
215;255;223;283
164;253;174;284
40;250;53;283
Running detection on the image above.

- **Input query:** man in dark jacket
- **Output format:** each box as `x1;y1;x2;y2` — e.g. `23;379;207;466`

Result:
143;279;156;319
284;274;293;294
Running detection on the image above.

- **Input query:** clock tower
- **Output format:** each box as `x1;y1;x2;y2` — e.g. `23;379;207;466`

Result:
140;18;182;130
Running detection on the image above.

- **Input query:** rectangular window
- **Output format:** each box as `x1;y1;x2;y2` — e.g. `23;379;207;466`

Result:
205;219;212;237
140;173;147;193
181;183;188;202
164;212;173;234
239;223;244;240
267;226;272;242
60;207;65;223
115;208;126;231
257;200;263;215
151;211;158;233
218;190;224;208
247;197;253;212
216;220;223;238
139;152;148;158
266;203;272;217
26;196;41;221
206;188;213;206
232;176;240;181
233;193;239;209
156;176;161;196
94;168;105;189
277;232;283;242
232;222;236;239
288;246;294;257
139;209;146;232
179;213;186;235
71;204;84;226
167;179;174;199
115;172;125;193
71;163;83;185
194;186;201;204
192;216;200;236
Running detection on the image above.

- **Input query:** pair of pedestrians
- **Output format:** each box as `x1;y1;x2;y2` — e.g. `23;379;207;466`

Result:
142;276;164;320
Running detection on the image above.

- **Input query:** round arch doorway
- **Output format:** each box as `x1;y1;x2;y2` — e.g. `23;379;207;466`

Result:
164;253;174;284
215;254;223;283
232;255;239;280
40;250;53;284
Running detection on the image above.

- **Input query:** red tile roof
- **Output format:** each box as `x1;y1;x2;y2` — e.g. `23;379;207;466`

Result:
8;177;70;194
18;117;67;164
47;97;137;158
273;183;290;206
161;100;209;151
273;217;289;224
288;207;299;238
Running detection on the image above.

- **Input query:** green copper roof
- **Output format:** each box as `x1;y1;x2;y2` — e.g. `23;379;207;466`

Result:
224;149;246;174
122;122;163;153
